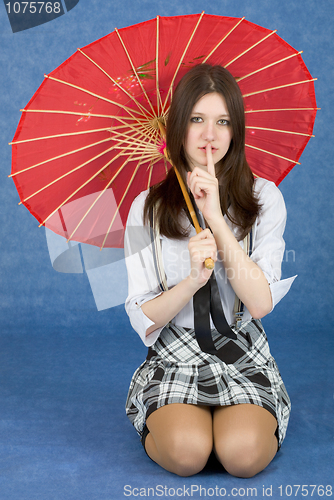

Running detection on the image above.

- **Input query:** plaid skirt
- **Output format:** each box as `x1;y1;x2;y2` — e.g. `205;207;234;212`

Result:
125;319;291;448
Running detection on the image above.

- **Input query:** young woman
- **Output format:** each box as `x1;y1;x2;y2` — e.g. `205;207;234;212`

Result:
124;64;294;478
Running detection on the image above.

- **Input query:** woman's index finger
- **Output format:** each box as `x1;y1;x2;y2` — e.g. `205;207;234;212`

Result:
206;144;215;177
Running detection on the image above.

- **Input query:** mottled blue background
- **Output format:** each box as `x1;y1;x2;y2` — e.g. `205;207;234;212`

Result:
0;1;333;499
1;0;332;337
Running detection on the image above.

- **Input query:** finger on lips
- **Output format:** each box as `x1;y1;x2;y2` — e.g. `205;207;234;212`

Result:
188;174;216;200
206;144;215;177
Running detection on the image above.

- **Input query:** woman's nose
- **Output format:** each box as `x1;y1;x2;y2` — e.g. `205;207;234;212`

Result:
202;121;216;142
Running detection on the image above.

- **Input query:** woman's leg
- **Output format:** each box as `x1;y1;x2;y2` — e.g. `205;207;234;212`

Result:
213;404;278;478
145;403;213;477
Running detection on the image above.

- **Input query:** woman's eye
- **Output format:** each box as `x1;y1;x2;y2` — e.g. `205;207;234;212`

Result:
218;119;230;126
190;116;202;123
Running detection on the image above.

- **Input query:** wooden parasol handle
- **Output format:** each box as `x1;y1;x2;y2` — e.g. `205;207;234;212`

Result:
158;122;214;270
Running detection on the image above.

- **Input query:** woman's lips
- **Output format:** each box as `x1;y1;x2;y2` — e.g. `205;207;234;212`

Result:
199;146;217;152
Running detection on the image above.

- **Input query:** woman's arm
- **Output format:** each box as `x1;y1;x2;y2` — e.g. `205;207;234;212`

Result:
142;228;218;336
208;217;272;319
141;276;198;336
187;145;272;319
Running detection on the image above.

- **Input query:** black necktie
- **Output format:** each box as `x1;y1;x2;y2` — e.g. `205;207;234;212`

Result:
193;270;237;355
190;202;237;354
149;199;237;355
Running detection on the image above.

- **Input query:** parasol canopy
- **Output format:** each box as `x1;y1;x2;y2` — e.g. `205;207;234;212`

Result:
10;12;317;249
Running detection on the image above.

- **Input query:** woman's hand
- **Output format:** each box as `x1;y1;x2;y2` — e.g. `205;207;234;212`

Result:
187;144;223;225
142;228;218;337
188;228;217;288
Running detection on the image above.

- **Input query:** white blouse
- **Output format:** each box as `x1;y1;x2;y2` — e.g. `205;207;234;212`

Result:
124;177;296;347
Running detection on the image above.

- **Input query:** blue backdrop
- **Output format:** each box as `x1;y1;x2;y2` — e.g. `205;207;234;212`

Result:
0;1;333;499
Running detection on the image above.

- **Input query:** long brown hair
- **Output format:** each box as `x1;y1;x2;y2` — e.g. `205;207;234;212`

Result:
144;64;261;240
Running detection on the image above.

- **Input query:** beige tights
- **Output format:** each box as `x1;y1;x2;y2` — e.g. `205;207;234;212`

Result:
145;403;278;478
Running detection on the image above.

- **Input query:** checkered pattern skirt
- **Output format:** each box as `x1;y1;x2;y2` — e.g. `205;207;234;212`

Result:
125;319;291;447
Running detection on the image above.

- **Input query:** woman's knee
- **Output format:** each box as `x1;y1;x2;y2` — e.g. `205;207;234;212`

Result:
161;429;212;477
146;404;213;476
214;430;275;478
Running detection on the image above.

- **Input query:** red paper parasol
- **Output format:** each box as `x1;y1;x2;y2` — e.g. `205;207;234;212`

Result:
10;12;317;249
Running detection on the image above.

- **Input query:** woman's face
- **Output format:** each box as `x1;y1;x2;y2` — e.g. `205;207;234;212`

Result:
184;92;232;172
